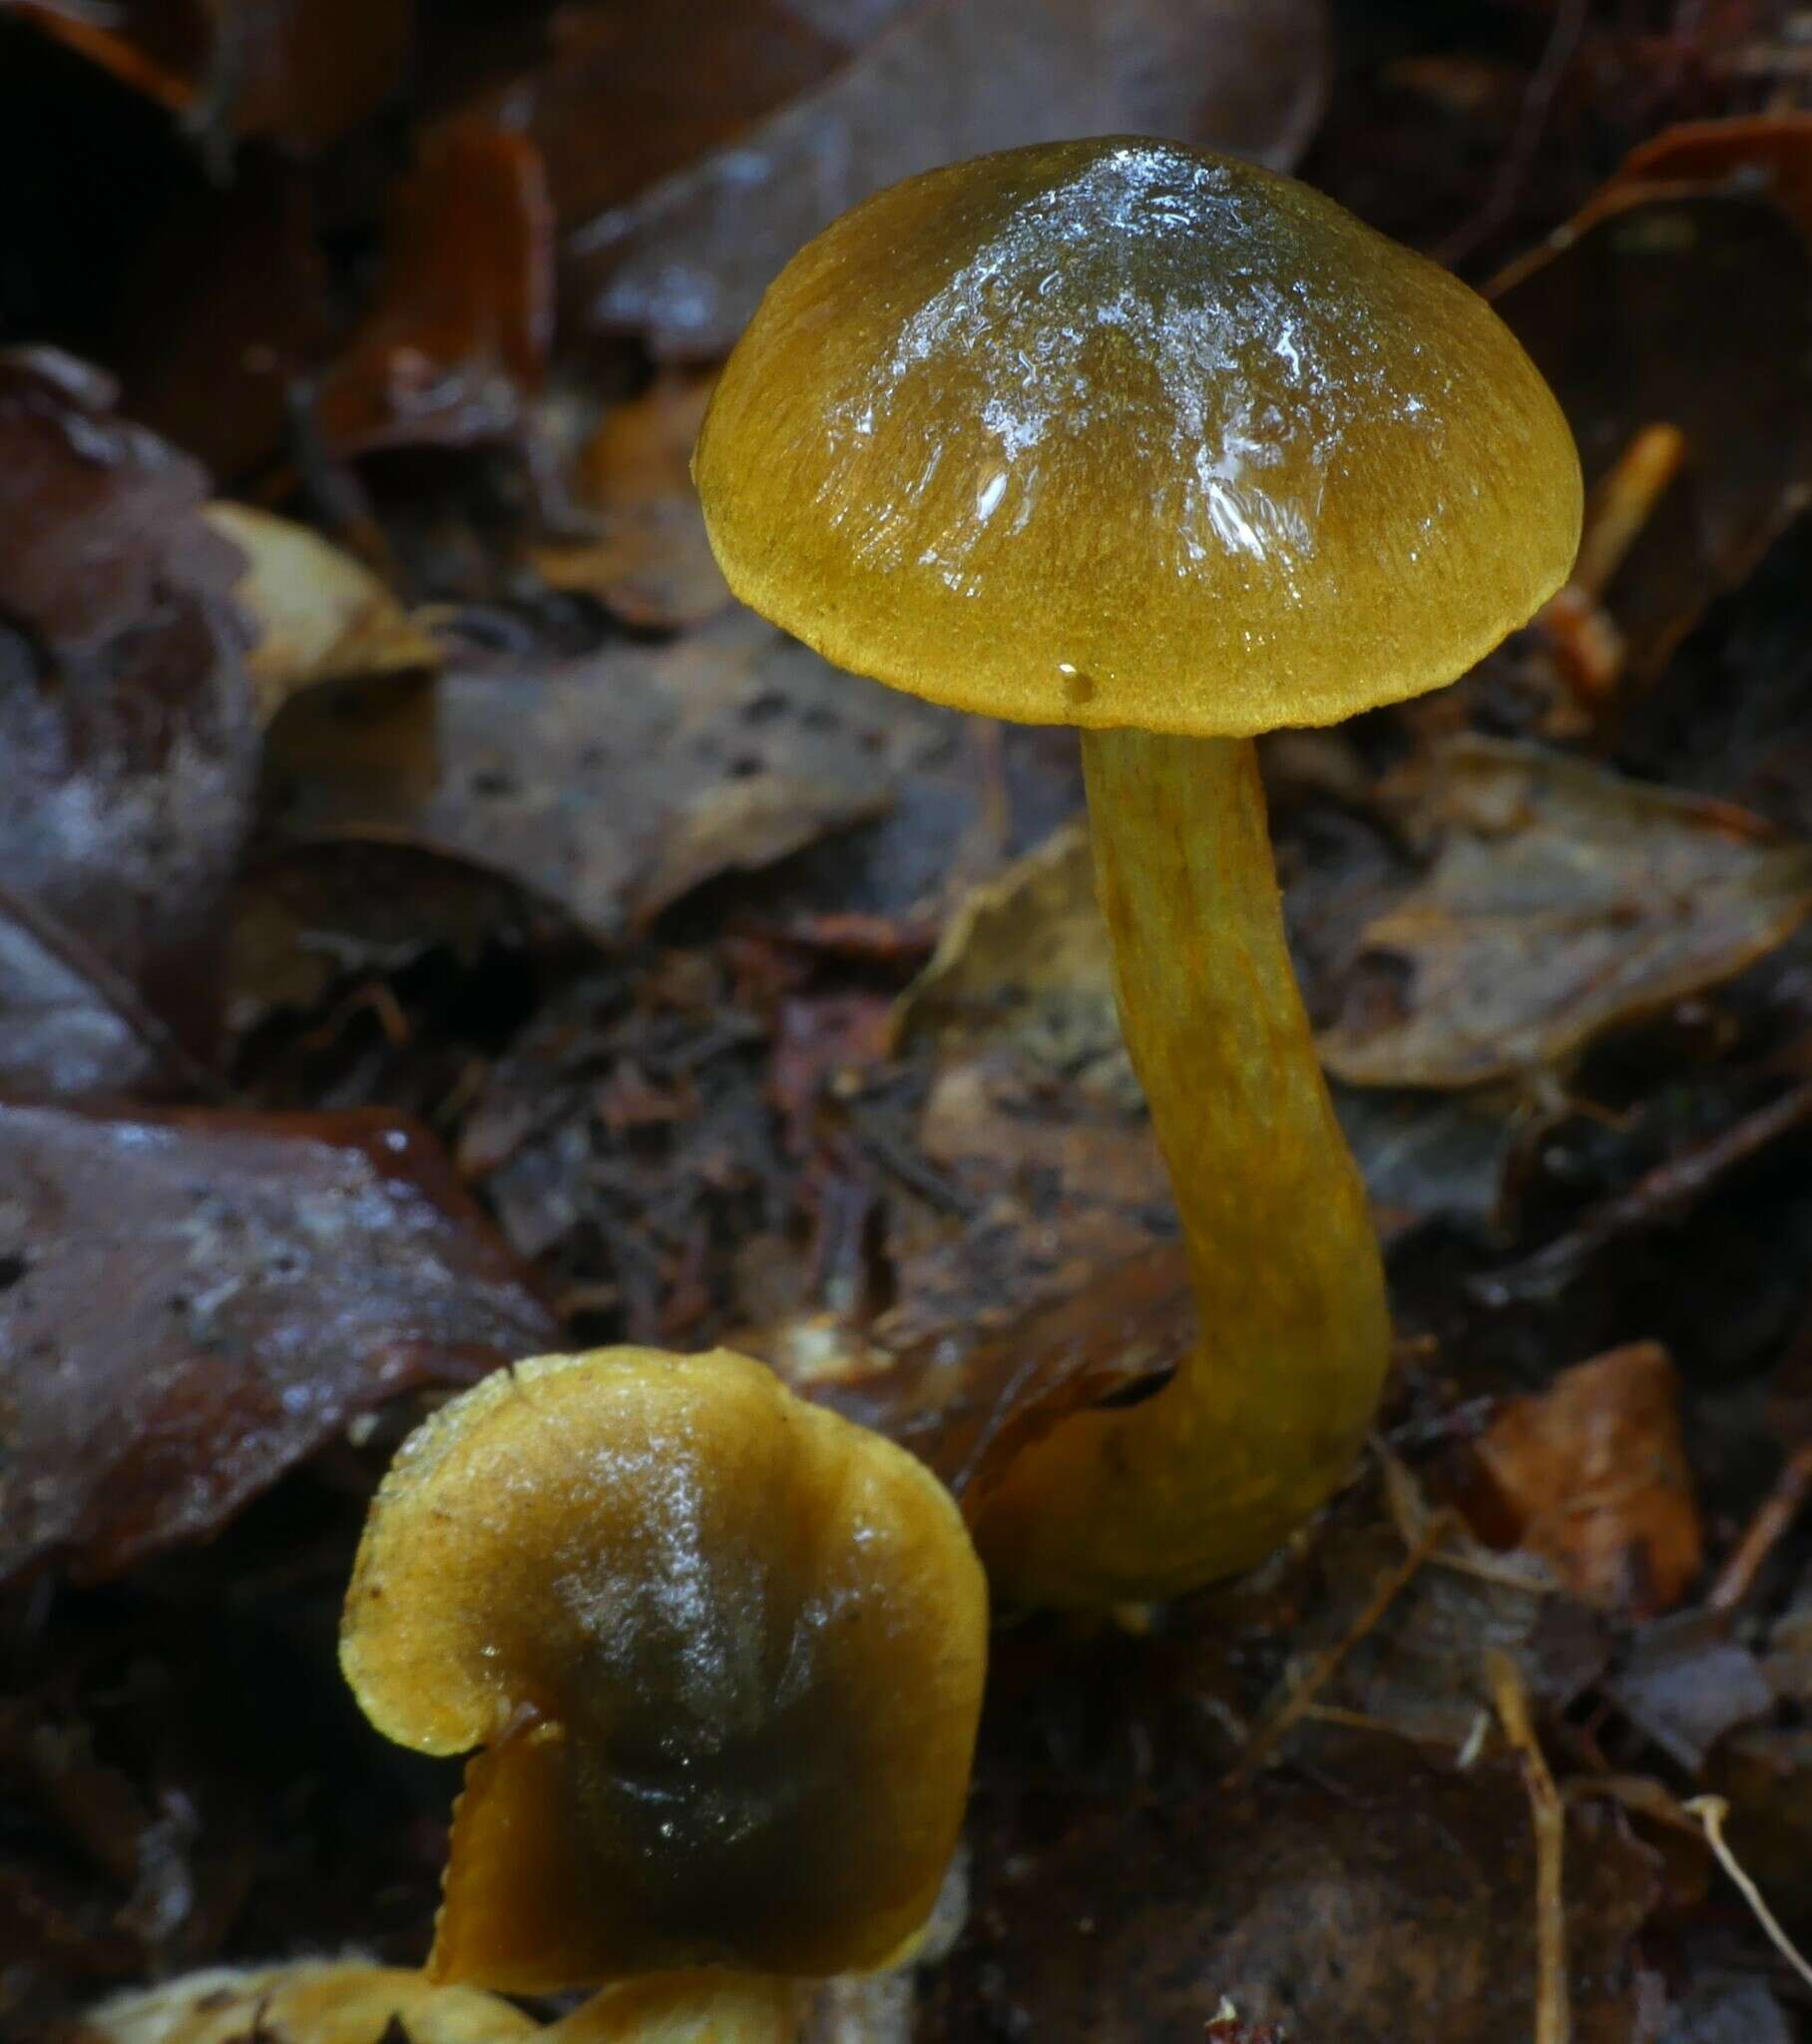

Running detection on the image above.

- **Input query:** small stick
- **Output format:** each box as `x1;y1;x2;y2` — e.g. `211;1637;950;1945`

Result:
1438;0;1587;264
1563;1772;1702;1837
1476;1079;1812;1306
1574;423;1689;602
1488;1649;1572;2044
1706;1440;1812;1614
1539;421;1687;716
1231;1509;1451;1779
1685;1794;1812;1991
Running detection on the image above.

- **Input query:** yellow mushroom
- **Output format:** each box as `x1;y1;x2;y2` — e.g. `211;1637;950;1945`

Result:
694;136;1582;1608
339;1347;986;2037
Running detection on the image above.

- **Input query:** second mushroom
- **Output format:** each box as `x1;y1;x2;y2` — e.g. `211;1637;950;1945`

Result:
340;1346;987;2037
694;137;1582;1607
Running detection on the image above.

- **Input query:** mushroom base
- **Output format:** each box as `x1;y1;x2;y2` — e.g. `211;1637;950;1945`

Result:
973;728;1391;1606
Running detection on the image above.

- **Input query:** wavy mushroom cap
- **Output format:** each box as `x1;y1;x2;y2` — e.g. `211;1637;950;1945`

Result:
340;1347;987;1991
695;136;1582;736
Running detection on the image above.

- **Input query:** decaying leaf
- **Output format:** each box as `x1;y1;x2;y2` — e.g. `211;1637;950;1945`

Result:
506;0;910;227
0;348;256;1066
928;1742;1661;2042
568;0;1332;357
1602;1613;1773;1772
315;115;554;457
530;369;731;630
0;883;195;1101
1286;1491;1571;1755
11;0;412;148
1329;1084;1520;1243
207;502;439;723
1465;1342;1703;1619
225;837;543;1040
815;1243;1195;1510
263;605;961;940
116;159;332;484
1494;117;1812;684
895;820;1119;1067
0;1101;557;1584
1319;739;1812;1088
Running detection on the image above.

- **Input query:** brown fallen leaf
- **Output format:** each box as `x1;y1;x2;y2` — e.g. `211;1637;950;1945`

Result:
1465;1342;1703;1620
315;115;554;457
206;503;439;723
0;348;256;1067
0;882;206;1101
894;820;1119;1064
262;605;959;940
1269;1475;1572;1757
0;1100;557;1584
1319;738;1812;1089
115;158;332;484
1615;113;1812;234
1493;118;1812;687
506;0;905;227
568;0;1332;358
225;838;544;1042
926;1740;1661;2043
12;0;412;149
1604;1613;1772;1772
812;1243;1196;1510
530;370;732;630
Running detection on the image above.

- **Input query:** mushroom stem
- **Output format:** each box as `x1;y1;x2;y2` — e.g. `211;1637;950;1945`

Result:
974;727;1391;1606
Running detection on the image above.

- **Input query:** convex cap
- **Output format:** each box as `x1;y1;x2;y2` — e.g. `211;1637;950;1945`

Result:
340;1347;987;1990
695;137;1582;736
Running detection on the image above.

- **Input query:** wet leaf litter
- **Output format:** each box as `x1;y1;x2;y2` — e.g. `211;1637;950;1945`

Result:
4;4;1812;2039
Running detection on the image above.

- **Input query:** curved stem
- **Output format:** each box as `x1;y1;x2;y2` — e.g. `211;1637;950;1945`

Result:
973;728;1390;1606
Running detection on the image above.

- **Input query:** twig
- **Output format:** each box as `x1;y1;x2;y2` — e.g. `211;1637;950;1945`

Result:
1539;422;1687;719
1685;1794;1812;1991
1438;0;1588;264
1474;1080;1812;1306
1563;1772;1702;1837
1231;1509;1452;1779
1488;1649;1571;2044
1706;1440;1812;1614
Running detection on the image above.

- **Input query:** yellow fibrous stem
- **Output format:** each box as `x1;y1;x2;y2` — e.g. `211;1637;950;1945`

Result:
974;728;1391;1606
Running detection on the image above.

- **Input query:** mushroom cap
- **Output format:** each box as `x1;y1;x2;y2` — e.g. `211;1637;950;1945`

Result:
339;1347;987;1989
694;137;1582;737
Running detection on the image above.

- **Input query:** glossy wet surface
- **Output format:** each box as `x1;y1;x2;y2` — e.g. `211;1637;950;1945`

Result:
696;137;1580;734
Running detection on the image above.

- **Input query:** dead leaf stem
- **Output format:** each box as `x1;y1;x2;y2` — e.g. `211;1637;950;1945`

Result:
1706;1439;1812;1614
1488;1649;1572;2044
1685;1794;1812;1992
